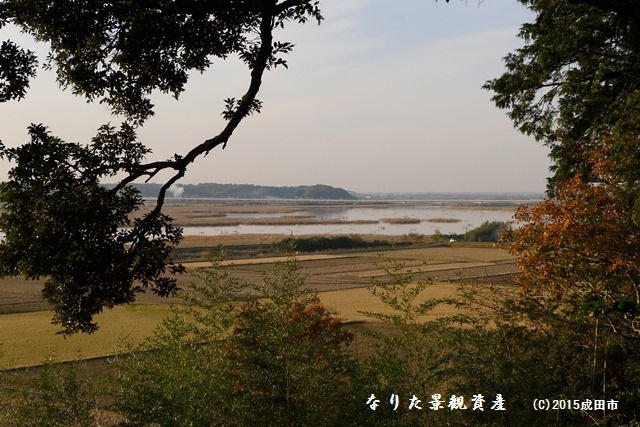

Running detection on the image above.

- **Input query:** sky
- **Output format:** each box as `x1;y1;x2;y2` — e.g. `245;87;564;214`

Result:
0;0;552;194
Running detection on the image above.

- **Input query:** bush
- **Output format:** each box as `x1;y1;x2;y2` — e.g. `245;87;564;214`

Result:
112;256;246;426
9;360;97;427
464;221;505;242
113;255;366;426
225;258;363;426
450;281;640;426
274;235;390;252
359;257;461;426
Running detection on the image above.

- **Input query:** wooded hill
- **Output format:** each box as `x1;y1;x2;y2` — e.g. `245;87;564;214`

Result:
128;183;357;200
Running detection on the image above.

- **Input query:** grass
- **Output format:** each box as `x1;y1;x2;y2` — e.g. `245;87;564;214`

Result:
381;217;421;224
0;304;172;369
426;217;461;223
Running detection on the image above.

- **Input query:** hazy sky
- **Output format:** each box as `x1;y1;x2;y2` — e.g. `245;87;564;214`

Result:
0;1;551;194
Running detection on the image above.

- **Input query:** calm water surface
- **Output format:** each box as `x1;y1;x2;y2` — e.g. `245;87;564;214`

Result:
182;206;517;236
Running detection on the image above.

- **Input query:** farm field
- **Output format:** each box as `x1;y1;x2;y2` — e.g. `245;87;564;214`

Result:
0;242;518;369
0;304;172;369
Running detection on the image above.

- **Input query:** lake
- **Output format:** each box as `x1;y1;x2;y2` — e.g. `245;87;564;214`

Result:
181;205;519;236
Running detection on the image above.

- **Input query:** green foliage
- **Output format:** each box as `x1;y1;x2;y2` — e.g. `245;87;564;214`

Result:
484;0;640;192
0;124;184;334
360;257;460;425
9;360;97;427
226;258;361;426
463;221;505;242
485;6;640;424
113;255;242;426
452;282;640;426
275;235;391;252
0;39;37;102
357;256;640;426
5;254;640;425
113;255;364;426
0;7;38;101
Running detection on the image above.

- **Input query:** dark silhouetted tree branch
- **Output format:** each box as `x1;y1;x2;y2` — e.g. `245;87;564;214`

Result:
0;0;322;333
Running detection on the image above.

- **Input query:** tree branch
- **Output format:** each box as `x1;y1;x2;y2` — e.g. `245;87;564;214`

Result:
115;1;277;229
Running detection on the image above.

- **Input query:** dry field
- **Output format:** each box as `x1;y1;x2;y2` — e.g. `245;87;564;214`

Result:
0;304;172;368
0;242;518;368
196;244;519;293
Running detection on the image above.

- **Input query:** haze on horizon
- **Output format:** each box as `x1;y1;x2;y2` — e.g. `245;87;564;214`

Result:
0;1;552;194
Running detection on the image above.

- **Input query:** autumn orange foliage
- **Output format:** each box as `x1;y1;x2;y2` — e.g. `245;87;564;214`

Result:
504;136;640;337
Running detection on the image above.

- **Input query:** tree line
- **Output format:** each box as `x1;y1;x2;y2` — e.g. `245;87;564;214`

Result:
128;182;357;200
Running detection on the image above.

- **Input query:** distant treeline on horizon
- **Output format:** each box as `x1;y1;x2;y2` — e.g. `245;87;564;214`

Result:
118;183;358;200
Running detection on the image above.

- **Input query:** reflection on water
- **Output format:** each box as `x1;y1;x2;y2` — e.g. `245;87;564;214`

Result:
182;206;517;236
